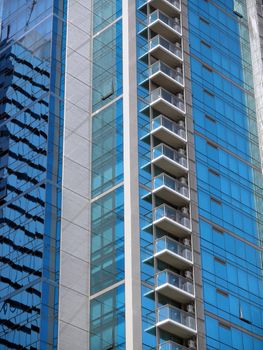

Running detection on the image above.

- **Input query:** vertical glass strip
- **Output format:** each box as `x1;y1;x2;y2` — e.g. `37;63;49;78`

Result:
188;0;263;348
90;1;125;348
0;1;67;349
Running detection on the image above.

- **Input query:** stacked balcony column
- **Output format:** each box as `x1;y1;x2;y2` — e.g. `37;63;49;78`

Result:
139;0;197;349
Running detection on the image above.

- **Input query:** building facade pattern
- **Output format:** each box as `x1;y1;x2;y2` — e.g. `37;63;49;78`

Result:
0;1;66;349
0;1;262;350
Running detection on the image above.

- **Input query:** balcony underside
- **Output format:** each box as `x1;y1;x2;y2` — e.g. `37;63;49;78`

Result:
156;283;195;303
150;71;184;93
149;20;181;42
149;45;182;68
157;319;197;338
152;155;188;177
154;217;191;238
153;185;189;206
150;98;185;121
151;125;186;148
147;0;181;17
155;249;193;269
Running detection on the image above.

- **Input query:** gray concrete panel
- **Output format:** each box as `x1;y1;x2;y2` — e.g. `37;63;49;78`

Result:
58;0;92;349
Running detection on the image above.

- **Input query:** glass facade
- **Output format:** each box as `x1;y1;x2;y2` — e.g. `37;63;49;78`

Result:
136;1;156;348
136;0;197;349
135;0;263;349
188;0;263;349
0;0;262;349
90;0;125;349
0;1;66;349
90;285;125;349
91;187;124;294
92;20;123;111
92;100;123;198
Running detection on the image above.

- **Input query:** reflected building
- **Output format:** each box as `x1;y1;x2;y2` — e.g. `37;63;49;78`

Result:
0;1;66;349
0;38;49;349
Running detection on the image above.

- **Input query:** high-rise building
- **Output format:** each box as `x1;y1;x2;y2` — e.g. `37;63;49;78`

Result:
0;1;66;349
0;1;262;350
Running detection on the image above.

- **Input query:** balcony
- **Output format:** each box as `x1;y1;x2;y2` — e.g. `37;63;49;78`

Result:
141;61;184;94
159;341;189;350
153;204;191;238
155;236;193;268
139;0;181;17
157;305;197;338
139;114;186;146
155;270;195;303
150;36;182;67
142;172;188;204
148;10;181;41
149;88;185;120
152;144;188;176
153;173;189;206
140;35;182;67
152;115;186;148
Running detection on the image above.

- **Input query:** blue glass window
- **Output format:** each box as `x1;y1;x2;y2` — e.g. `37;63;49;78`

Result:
91;187;124;294
90;285;125;349
92;100;123;197
92;20;123;111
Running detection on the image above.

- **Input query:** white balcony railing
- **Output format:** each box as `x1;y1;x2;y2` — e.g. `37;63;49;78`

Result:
152;143;187;169
148;9;181;34
155;236;192;262
157;304;196;331
153;114;186;141
159;341;189;350
153;203;190;229
150;35;182;59
150;88;185;113
154;173;189;198
156;269;194;295
138;0;181;13
150;61;184;85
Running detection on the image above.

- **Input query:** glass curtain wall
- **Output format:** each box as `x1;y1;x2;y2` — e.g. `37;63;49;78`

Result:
0;0;67;349
188;0;263;349
136;0;156;348
90;1;125;349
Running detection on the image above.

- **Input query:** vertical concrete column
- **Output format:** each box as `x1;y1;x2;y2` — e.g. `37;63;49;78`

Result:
58;1;92;349
182;1;206;349
122;0;143;349
247;0;263;171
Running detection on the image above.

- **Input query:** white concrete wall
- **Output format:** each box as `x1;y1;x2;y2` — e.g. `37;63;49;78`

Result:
58;1;92;349
247;0;263;172
122;0;142;348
